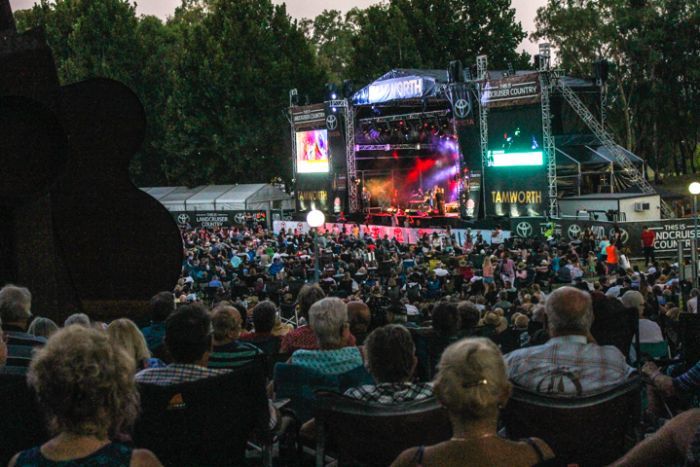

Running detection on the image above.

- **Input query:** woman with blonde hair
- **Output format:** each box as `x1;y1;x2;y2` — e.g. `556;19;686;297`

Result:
392;338;553;467
10;326;162;466
107;318;162;371
482;256;494;284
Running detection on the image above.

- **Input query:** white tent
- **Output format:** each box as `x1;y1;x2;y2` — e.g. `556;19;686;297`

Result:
141;184;294;213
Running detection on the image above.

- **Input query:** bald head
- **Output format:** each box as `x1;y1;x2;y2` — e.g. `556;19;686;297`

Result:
545;286;593;337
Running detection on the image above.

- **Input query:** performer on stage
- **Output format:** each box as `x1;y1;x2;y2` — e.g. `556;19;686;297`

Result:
435;185;446;215
361;186;371;213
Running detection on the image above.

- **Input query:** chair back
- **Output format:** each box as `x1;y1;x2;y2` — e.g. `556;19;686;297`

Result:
501;377;641;467
0;374;48;466
314;393;451;467
273;363;372;422
680;313;700;368
134;360;268;466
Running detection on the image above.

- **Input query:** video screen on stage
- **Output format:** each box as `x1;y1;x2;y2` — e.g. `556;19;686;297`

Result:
487;150;543;167
296;129;329;174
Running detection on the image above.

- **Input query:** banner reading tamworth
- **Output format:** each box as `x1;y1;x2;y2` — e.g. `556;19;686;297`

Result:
510;217;699;259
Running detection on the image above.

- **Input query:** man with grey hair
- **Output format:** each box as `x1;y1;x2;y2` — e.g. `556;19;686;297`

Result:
504;286;633;396
288;297;363;375
0;284;45;374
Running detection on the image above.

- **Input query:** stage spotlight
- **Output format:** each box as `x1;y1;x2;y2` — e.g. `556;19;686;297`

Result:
325;83;338;101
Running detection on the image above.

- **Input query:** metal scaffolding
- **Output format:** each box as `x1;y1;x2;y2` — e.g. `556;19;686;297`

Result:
538;44;559;217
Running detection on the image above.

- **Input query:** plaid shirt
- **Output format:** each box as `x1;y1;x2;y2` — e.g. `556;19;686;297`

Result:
504;335;635;396
344;382;433;404
135;363;227;386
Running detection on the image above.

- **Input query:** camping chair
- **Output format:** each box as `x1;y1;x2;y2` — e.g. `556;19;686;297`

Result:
501;377;642;467
680;314;700;370
273;363;373;423
313;393;452;467
134;360;271;466
0;374;48;466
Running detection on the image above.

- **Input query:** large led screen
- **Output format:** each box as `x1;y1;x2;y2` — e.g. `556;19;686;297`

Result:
296;129;329;174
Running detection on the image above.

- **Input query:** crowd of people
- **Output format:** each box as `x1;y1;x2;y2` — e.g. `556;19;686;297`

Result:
1;222;700;466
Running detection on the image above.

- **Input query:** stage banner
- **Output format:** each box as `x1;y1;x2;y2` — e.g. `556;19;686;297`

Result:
452;84;482;219
324;104;347;213
172;211;267;228
482;73;540;109
291;103;326;127
273;221;510;246
484;106;548;217
510;217;699;259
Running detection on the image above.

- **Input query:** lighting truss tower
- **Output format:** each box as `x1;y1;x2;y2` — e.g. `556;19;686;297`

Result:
476;55;489;179
538;43;558;217
555;79;674;218
326;98;358;213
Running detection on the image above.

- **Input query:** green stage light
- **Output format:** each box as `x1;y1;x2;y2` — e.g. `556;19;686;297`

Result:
487;150;543;167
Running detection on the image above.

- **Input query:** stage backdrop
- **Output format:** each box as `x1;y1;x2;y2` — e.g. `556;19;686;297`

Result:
484;105;548;217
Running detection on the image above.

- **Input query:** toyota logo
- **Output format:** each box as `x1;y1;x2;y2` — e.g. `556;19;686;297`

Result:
326;115;338;130
233;213;246;224
177;213;190;225
454;98;471;119
567;224;582;240
609;228;629;245
515;222;533;238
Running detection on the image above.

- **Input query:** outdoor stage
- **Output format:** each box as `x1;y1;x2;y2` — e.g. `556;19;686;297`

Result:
287;49;676;255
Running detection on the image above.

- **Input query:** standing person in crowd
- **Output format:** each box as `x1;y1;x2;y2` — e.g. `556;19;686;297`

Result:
505;286;634;395
0;284;45;375
641;226;656;266
606;241;619;275
392;338;554;467
10;326;162;467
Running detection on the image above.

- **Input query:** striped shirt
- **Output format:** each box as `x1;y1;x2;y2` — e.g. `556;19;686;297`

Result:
504;335;635;396
1;328;46;375
208;340;263;369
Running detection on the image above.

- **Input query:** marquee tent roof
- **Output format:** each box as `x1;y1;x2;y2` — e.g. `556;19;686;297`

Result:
141;184;293;212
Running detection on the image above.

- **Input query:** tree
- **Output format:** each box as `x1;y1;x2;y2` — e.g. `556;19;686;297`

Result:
300;9;355;84
162;0;327;186
533;0;700;177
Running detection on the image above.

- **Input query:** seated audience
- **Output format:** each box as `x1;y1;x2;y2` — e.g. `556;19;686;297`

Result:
209;305;263;369
27;317;59;339
63;313;91;327
106;318;163;371
392;338;554;466
505;286;634;395
347;301;371;345
621;290;663;343
141;291;175;354
240;300;282;354
289;297;362;375
345;325;432;403
280;284;325;353
10;325;161;467
136;304;278;429
0;284;45;375
610;409;700;466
